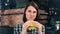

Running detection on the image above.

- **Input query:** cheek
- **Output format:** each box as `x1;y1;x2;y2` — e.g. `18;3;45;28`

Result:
34;13;37;18
26;12;30;19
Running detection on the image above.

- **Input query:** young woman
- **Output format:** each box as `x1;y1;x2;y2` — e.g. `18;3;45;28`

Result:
21;1;44;34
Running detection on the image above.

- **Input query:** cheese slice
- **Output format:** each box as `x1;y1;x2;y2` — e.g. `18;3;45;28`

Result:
28;20;36;30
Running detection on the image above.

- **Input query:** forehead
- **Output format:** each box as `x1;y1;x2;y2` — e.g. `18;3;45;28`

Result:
26;6;37;11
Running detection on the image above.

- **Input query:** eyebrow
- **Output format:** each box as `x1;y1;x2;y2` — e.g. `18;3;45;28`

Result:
33;11;37;12
28;9;37;12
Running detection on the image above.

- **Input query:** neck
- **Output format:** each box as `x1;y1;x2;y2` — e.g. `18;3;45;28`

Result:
27;19;34;21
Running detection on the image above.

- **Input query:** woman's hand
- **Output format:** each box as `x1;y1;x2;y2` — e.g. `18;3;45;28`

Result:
21;20;32;34
22;21;42;30
21;21;42;34
22;21;32;29
33;21;42;29
33;21;42;34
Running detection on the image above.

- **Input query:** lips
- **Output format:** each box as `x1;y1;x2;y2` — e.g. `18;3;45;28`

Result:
30;16;33;18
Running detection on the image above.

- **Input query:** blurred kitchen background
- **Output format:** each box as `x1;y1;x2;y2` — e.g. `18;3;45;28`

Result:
0;0;60;34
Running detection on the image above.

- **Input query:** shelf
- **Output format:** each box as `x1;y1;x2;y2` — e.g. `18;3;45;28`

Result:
1;13;23;16
40;13;48;15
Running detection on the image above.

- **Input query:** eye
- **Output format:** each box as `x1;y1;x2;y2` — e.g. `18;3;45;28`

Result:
33;11;36;13
28;10;31;13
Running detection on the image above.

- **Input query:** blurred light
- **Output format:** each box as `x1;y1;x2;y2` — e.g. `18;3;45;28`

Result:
56;21;60;30
5;3;8;6
56;24;59;30
55;12;57;15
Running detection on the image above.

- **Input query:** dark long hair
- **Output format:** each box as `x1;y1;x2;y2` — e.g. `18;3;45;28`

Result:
23;1;40;22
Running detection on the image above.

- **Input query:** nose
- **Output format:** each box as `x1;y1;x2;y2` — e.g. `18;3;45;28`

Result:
30;13;34;16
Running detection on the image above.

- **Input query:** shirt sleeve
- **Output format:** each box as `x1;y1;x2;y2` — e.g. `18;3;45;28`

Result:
42;25;45;34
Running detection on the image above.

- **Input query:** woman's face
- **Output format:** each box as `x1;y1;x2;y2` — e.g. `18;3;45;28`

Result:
25;5;37;21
